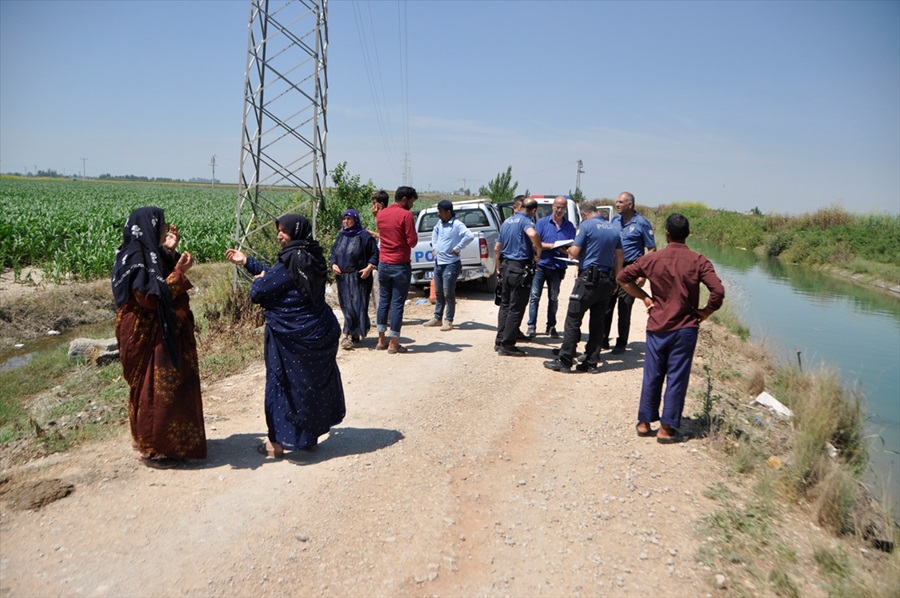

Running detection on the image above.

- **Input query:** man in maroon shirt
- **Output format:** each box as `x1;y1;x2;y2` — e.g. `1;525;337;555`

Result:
374;186;418;354
617;213;725;443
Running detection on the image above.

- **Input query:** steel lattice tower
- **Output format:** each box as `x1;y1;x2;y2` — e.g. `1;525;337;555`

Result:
233;0;328;267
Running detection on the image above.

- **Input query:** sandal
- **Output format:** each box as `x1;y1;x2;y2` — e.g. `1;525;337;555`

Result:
375;343;388;351
256;441;284;458
635;422;653;437
656;430;685;444
340;337;353;350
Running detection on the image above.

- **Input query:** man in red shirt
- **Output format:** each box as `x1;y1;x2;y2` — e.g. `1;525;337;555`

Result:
617;213;725;443
374;186;418;354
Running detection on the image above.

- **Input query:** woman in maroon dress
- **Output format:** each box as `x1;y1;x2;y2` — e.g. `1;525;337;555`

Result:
112;207;206;468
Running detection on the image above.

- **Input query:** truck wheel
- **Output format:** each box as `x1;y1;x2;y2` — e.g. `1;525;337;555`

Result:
483;272;498;294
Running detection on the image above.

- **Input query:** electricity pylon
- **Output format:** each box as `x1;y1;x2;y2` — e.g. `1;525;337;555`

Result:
233;0;328;269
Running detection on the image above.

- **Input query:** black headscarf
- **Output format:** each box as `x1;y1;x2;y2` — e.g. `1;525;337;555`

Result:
111;206;180;366
276;214;328;302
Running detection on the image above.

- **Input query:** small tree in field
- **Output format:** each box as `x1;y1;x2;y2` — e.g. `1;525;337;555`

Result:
479;166;518;203
320;161;375;251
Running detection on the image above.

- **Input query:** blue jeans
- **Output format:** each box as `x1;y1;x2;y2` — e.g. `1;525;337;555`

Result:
527;266;564;329
639;327;699;429
433;261;462;322
377;263;412;337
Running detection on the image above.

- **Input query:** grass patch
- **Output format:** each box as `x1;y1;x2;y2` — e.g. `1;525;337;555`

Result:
691;307;897;596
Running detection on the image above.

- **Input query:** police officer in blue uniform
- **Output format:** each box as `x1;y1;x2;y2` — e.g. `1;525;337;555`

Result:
604;191;656;354
544;202;623;373
494;197;542;356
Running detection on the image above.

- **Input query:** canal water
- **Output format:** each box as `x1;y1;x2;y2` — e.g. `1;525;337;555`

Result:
690;239;900;516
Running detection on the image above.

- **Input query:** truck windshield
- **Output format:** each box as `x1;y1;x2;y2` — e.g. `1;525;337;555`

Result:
418;208;489;233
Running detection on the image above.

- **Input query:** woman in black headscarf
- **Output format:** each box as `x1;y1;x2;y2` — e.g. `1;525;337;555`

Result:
330;208;379;349
112;207;206;468
225;214;345;457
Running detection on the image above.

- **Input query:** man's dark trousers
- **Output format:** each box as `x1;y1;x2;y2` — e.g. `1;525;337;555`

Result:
496;260;533;348
558;268;614;366
604;283;637;347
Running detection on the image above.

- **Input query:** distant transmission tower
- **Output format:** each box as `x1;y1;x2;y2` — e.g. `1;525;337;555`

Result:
575;159;584;194
233;0;328;270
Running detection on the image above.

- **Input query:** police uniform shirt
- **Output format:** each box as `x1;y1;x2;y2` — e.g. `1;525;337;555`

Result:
498;213;535;261
573;215;622;270
611;213;655;264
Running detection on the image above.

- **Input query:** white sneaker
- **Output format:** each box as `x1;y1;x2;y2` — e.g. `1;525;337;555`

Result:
441;321;453;331
423;318;441;327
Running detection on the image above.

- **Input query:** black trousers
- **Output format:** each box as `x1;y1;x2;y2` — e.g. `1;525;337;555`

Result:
496;260;533;348
603;283;637;347
558;270;615;366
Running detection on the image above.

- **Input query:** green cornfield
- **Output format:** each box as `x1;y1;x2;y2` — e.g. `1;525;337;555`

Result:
0;177;303;282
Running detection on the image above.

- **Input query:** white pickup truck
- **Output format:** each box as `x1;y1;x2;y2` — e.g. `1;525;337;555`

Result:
497;195;612;225
410;199;503;292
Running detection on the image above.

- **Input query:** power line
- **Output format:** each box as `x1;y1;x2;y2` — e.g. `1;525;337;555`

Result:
398;0;410;185
352;1;398;172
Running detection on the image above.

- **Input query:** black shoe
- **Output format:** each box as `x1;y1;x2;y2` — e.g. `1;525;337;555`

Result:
543;359;571;372
611;345;626;354
516;332;530;341
600;340;611;351
575;361;602;373
498;345;527;357
576;352;588;363
547;327;559;339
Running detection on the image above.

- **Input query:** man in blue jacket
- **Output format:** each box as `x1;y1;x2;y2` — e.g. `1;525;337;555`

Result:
423;200;474;331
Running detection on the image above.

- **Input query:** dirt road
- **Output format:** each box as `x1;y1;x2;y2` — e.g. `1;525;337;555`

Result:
1;278;728;596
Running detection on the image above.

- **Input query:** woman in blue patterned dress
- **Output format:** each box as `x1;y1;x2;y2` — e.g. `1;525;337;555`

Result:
225;214;345;457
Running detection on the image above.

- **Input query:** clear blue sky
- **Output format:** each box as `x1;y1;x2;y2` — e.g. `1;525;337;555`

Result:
1;0;898;215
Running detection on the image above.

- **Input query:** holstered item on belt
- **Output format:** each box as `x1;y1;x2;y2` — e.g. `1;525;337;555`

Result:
518;263;535;288
579;265;608;283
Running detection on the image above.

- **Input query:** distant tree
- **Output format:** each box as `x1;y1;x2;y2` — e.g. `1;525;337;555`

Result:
750;206;762;216
478;166;518;203
570;188;585;203
321;161;376;249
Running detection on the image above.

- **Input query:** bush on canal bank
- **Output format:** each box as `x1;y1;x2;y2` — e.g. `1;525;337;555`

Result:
641;202;900;287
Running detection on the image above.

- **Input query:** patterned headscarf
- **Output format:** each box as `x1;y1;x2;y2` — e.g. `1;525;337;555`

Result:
339;208;364;237
111;206;180;365
276;214;328;302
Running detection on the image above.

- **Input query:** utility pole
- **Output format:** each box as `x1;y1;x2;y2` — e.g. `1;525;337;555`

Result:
209;155;217;188
81;158;87;181
575;160;584;194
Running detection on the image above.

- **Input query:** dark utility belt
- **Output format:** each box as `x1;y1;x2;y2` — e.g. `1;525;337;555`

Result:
578;265;611;282
503;258;531;265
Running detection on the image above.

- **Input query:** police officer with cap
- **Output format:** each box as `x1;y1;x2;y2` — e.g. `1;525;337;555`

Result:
544;201;623;373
